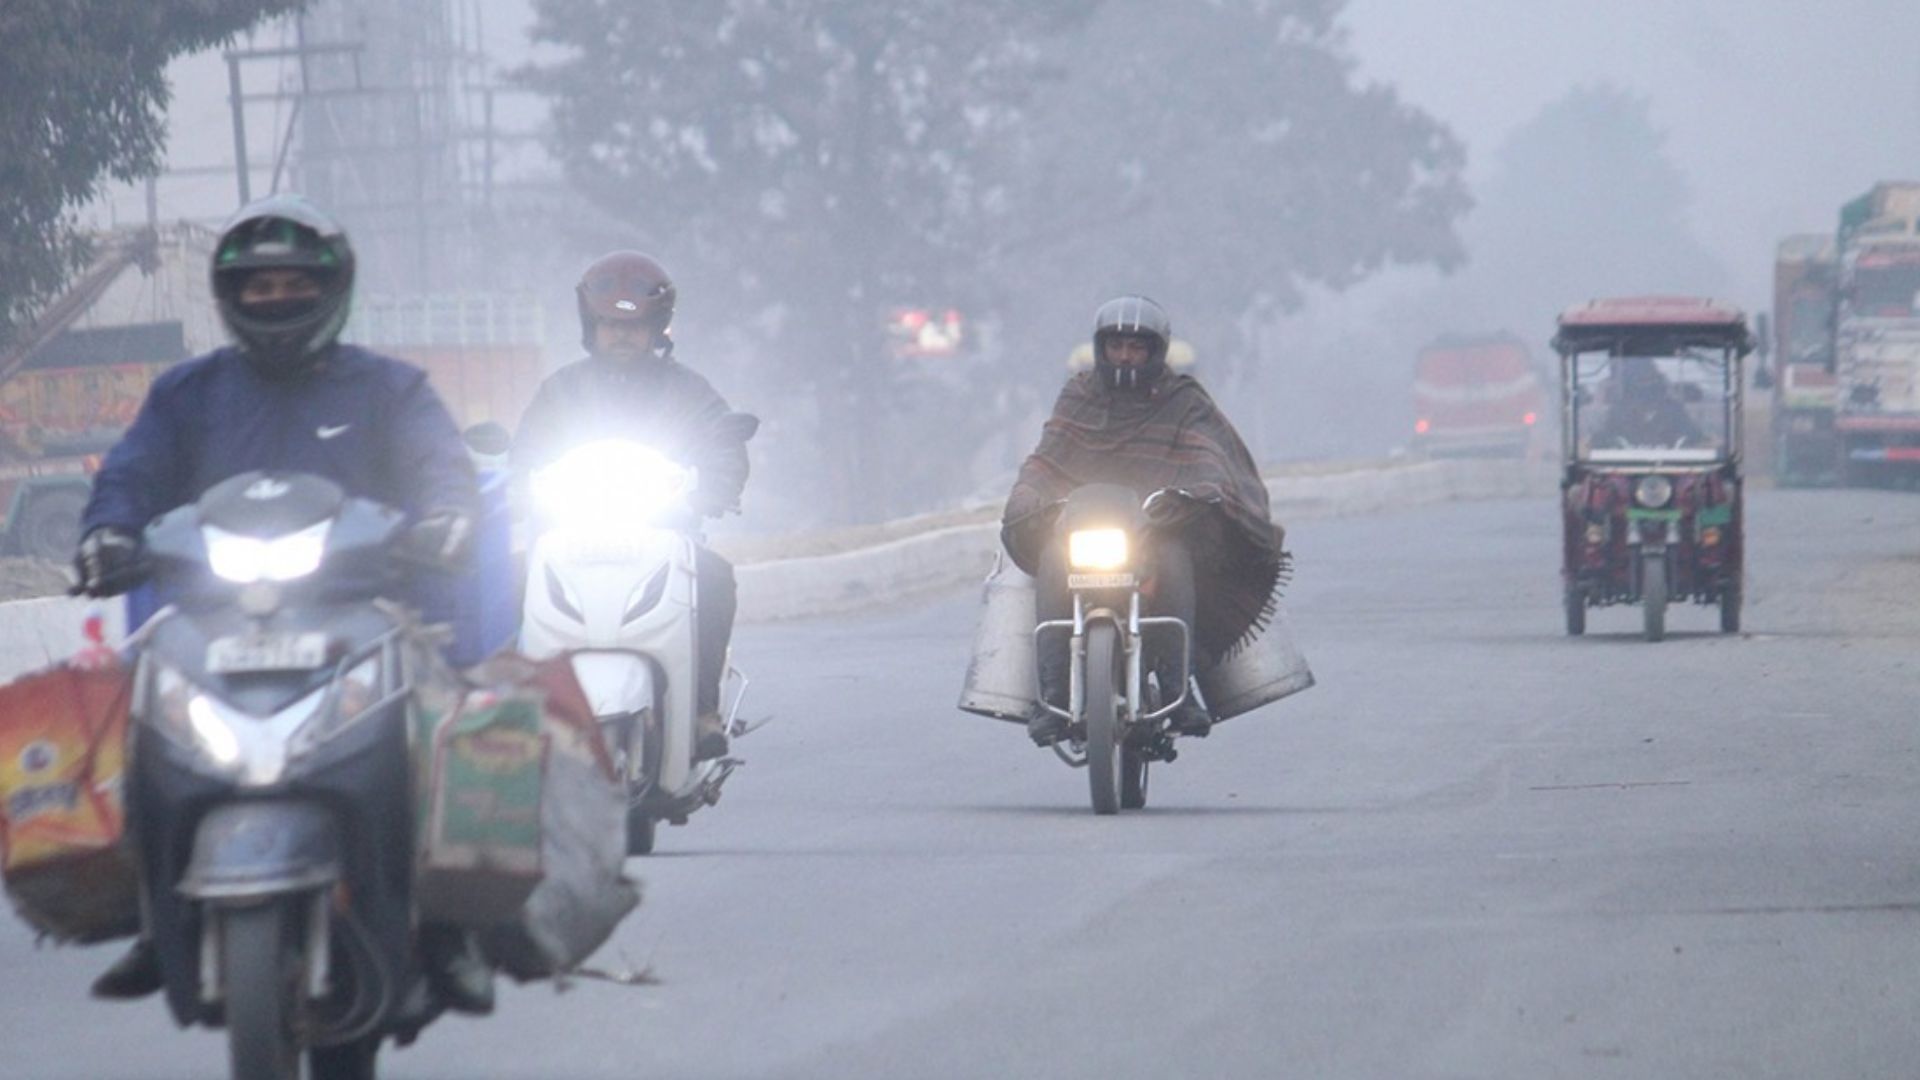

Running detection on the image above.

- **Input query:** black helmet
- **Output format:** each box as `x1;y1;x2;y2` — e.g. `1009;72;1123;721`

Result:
211;195;355;378
1092;295;1172;390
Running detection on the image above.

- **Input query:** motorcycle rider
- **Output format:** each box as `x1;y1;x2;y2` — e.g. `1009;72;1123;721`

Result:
1002;296;1287;746
1595;357;1705;448
513;251;752;761
72;194;494;1013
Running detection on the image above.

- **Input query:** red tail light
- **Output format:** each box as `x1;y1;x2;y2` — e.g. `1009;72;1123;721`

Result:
1414;419;1431;434
1522;412;1538;426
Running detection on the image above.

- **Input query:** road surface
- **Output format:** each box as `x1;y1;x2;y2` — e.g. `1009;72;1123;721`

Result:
4;488;1918;1079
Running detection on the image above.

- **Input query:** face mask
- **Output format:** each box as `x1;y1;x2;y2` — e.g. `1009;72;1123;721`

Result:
241;297;321;325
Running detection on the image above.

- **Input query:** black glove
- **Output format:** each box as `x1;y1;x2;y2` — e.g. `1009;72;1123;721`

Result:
1142;487;1201;526
73;526;144;597
398;508;475;570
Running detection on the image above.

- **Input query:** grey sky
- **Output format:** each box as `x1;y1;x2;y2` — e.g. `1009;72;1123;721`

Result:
97;1;1919;310
1346;0;1920;300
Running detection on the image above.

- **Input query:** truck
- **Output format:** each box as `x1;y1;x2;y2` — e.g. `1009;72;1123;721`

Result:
1830;181;1920;485
0;241;547;561
1410;333;1547;459
346;292;549;434
1765;234;1840;485
0;321;191;559
0;228;199;560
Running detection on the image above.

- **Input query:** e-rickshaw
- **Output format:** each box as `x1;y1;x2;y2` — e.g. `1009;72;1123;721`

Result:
1554;297;1753;641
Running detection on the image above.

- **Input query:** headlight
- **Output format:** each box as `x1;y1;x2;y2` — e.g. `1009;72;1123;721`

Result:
1634;475;1673;508
1068;528;1130;571
150;664;242;773
205;521;329;584
147;661;339;784
535;441;694;528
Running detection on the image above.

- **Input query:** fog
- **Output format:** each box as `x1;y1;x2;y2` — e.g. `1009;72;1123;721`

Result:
78;0;1920;527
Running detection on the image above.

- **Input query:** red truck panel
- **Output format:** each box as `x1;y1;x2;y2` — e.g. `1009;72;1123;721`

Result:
383;345;547;431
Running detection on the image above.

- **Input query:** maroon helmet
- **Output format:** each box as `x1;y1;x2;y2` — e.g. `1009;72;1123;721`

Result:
577;251;676;353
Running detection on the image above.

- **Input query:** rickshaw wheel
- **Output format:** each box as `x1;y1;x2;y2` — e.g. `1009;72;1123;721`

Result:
1719;584;1741;634
1641;557;1667;643
1564;586;1586;636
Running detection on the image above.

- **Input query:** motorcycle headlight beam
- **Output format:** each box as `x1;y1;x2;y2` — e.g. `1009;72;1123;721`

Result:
1068;528;1130;571
149;662;329;784
186;696;242;768
204;522;329;584
534;441;695;529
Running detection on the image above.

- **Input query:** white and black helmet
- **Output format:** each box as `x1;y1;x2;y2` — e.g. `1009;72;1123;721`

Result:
1092;295;1172;390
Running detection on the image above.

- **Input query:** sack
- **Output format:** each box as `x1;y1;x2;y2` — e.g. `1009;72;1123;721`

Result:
0;662;139;942
415;686;549;925
475;653;639;981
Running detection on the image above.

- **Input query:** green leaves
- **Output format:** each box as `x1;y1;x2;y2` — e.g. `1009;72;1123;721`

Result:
0;0;309;347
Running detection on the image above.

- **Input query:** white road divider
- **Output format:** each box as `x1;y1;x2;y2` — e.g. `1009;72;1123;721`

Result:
736;458;1553;621
0;459;1552;673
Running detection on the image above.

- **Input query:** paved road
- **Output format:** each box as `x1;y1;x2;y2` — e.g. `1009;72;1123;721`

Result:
5;489;1919;1079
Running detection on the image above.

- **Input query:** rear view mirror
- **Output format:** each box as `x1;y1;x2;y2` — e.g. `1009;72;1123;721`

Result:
717;412;761;443
463;421;512;457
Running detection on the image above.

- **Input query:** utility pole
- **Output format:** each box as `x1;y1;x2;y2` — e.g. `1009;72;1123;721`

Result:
225;54;251;204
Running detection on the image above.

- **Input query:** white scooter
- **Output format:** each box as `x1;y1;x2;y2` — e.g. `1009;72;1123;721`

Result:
519;440;748;854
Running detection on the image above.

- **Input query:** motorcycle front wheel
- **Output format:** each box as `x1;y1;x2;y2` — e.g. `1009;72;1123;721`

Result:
222;901;307;1080
1084;622;1123;816
1641;555;1668;643
311;1034;380;1080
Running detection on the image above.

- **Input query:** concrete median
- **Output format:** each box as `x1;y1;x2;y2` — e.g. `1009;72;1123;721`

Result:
0;459;1553;670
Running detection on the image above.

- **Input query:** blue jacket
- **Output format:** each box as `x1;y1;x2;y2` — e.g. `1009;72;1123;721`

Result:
83;344;478;535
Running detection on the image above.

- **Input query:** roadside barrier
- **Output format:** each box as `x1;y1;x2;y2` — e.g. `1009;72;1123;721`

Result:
0;459;1553;673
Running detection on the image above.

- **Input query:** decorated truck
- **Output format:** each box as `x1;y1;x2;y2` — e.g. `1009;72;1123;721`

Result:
348;292;549;435
1766;234;1841;486
1410;333;1548;459
0;274;546;562
0;322;184;559
1831;181;1920;484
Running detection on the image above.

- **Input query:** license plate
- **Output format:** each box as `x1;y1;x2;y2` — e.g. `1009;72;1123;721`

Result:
1069;572;1136;590
206;632;330;674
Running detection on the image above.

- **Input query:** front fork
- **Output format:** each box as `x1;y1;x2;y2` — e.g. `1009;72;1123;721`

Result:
1038;592;1192;766
1632;516;1673;595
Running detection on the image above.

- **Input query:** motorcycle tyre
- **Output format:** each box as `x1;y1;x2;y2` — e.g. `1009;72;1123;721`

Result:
1564;585;1586;637
1720;582;1740;634
222;900;306;1080
626;807;657;856
311;1035;380;1080
1642;556;1667;643
1085;623;1122;816
1120;746;1148;810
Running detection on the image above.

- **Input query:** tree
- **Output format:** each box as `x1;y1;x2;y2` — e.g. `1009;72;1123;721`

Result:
0;0;310;347
1447;83;1727;336
519;0;1096;521
985;0;1472;445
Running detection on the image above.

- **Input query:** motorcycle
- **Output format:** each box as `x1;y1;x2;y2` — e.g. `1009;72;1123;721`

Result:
519;435;754;854
959;484;1315;815
1036;485;1193;814
125;470;462;1079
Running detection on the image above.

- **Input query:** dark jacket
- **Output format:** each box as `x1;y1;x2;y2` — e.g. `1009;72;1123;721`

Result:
1594;392;1705;448
82;344;478;535
1003;370;1285;660
512;352;750;515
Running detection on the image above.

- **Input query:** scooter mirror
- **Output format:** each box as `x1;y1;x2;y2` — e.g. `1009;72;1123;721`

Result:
716;412;760;443
463;421;512;456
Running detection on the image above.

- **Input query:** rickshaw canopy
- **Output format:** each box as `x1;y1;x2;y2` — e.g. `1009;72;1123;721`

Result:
1552;296;1754;358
